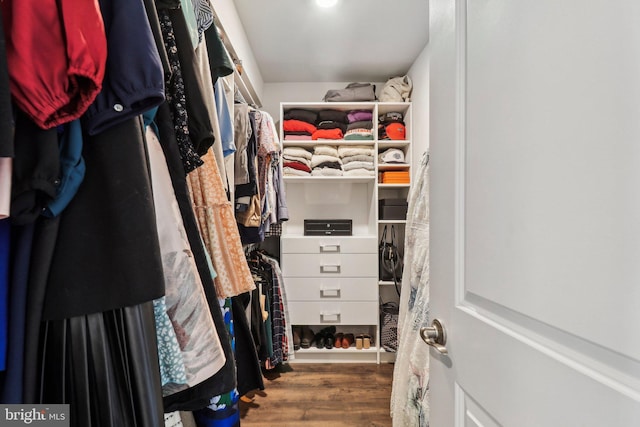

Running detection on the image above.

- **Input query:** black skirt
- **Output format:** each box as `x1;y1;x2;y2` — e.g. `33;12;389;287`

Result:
39;301;164;427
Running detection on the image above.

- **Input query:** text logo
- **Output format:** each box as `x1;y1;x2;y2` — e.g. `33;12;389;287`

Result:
0;405;69;426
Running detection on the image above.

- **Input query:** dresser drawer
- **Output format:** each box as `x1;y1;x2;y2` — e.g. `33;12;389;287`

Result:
281;236;376;254
284;278;377;301
281;253;377;278
288;301;378;325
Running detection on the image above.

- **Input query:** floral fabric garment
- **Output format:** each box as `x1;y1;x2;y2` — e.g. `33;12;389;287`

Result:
391;153;431;427
187;149;256;298
153;297;188;388
147;127;225;396
159;10;203;173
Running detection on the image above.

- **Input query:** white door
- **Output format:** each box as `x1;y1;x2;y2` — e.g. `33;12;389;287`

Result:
428;0;640;425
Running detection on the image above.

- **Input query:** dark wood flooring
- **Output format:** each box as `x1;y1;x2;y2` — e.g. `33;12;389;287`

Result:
239;363;394;427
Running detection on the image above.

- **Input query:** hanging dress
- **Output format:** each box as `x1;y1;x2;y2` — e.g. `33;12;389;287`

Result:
187;150;256;298
146;125;226;395
391;153;431;427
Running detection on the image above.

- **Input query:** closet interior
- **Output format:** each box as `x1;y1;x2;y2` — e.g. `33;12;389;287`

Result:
280;101;412;363
0;0;420;426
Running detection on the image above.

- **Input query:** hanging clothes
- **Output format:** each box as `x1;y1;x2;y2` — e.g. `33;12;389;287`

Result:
193;37;229;193
231;294;265;395
81;0;165;136
155;102;237;412
39;302;165;427
236;110;288;244
259;252;292;367
10;111;60;225
1;110;60;402
158;9;203;173
0;223;34;403
187;149;256;299
0;0;107;129
245;250;290;368
0;159;10;219
0;219;8;372
193;298;241;427
33;118;168;425
391;153;431;427
146;124;226;395
42;116;165;320
191;0;214;44
167;8;215;156
21;216;60;403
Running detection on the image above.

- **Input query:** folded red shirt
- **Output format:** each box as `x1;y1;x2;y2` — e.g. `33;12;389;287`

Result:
312;128;343;140
284;161;312;173
283;119;317;134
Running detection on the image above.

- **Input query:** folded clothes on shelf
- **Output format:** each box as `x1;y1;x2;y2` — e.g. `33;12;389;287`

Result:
381;171;410;184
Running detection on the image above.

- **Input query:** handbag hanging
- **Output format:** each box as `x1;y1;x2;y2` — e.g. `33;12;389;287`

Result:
379;224;403;294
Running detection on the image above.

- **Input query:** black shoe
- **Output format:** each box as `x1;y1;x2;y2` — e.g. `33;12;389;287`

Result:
314;332;326;349
324;332;335;349
300;326;315;349
319;325;336;335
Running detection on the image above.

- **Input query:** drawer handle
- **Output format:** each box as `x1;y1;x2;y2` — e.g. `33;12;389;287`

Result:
320;265;341;274
320;244;341;253
320;287;341;298
320;312;341;323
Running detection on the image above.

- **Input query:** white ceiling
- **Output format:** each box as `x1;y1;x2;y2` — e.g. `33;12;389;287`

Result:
232;0;429;83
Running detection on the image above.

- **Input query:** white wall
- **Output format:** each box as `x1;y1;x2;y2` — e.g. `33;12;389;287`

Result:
407;43;430;175
212;0;265;103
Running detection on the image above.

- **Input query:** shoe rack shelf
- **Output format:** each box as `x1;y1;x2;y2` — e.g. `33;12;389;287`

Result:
280;102;411;364
293;347;380;364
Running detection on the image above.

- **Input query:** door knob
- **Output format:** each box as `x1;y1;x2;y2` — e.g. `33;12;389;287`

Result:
420;319;448;355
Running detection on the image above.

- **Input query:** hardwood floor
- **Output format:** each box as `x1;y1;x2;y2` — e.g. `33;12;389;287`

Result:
240;363;394;427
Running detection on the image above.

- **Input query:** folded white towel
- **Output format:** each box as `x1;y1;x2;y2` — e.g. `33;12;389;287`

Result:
337;145;375;158
313;145;339;157
342;154;375;164
311;167;344;176
283;146;313;160
343;161;374;171
343;168;376;176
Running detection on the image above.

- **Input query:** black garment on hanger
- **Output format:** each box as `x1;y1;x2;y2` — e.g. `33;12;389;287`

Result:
158;11;203;173
203;19;234;84
10;110;60;225
154;0;180;9
0;223;35;403
231;294;264;396
0;6;13;158
167;8;215;156
43;117;165;320
22;216;59;403
142;0;171;79
39;301;165;427
155;102;237;411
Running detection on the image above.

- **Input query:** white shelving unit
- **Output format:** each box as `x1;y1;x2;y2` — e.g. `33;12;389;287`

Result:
279;101;412;364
